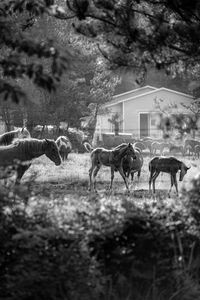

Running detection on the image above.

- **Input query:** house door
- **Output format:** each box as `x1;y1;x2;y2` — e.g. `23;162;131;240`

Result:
140;113;149;138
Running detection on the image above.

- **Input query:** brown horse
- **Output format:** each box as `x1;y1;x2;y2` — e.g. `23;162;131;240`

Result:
149;156;190;197
88;143;136;193
56;136;72;161
0;127;30;146
0;138;61;184
122;147;143;183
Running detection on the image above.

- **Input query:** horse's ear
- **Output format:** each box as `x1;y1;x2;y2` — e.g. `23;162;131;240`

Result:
21;127;24;133
187;166;191;170
45;138;50;144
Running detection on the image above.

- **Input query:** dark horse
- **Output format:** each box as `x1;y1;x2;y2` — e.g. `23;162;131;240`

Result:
0;127;30;146
87;143;136;193
56;135;72;161
149;156;190;197
122;147;143;183
0;138;61;184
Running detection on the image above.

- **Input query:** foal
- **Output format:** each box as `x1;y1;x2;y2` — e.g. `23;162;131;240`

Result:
122;147;143;183
149;156;190;197
88;143;136;193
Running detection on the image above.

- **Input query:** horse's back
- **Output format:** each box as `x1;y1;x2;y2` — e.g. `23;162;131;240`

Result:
149;156;180;173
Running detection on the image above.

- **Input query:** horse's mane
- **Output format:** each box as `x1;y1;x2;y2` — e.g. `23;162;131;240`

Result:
0;130;17;145
112;143;134;163
0;128;30;145
12;138;45;153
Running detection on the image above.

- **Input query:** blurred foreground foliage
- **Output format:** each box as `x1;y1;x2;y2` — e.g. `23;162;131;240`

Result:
1;177;200;300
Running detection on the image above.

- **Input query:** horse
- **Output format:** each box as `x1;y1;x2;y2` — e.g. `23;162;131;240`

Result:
133;141;146;152
0;138;62;184
169;144;184;156
151;141;170;156
142;137;164;154
122;147;143;183
88;143;136;193
56;136;72;161
0;127;30;146
149;156;190;197
184;139;200;156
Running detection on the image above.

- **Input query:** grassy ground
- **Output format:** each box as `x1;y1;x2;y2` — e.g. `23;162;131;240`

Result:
21;152;200;201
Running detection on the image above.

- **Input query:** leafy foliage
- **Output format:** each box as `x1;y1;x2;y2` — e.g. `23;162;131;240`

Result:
0;0;72;103
61;0;200;90
1;177;200;300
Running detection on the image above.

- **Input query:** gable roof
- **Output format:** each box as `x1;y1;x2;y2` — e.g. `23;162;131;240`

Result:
106;86;193;107
111;85;156;105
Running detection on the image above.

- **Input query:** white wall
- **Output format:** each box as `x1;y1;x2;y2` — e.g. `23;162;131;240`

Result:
95;88;194;140
123;89;193;137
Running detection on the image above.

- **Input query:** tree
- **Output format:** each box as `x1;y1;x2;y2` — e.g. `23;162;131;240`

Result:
53;0;200;94
0;0;73;103
2;0;200;102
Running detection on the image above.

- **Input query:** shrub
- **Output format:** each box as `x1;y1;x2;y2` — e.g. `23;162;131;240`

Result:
0;186;102;300
66;127;89;153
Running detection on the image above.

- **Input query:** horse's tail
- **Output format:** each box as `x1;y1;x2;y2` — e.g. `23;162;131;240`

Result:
135;146;141;153
83;141;93;152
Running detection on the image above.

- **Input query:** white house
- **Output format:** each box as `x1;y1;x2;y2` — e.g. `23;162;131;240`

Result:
94;85;194;144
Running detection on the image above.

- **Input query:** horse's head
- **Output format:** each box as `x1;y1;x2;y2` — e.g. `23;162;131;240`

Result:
18;127;31;139
179;162;190;181
126;143;137;159
44;139;62;166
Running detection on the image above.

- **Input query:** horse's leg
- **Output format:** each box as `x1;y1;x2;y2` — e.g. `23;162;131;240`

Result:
173;174;179;196
137;170;141;183
15;164;31;185
131;171;134;182
152;171;160;194
88;165;94;191
118;166;129;192
149;170;155;192
60;152;64;161
109;167;115;191
63;152;66;161
93;165;101;192
168;174;174;197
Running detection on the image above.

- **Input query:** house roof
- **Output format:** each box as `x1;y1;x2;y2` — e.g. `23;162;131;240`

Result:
110;85;156;105
106;86;193;107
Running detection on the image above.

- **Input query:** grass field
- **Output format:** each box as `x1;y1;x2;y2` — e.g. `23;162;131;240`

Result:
21;152;200;202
